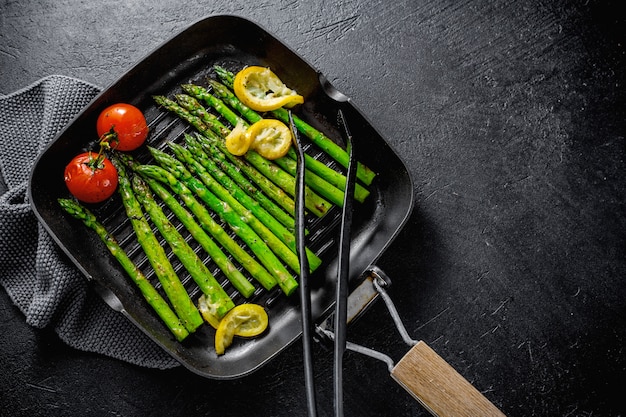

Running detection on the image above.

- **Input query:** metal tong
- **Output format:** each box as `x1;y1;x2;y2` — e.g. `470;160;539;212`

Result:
289;109;357;417
289;111;317;417
291;112;506;417
333;109;358;417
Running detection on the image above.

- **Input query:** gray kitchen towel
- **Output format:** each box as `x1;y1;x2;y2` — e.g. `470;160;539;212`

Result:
0;75;179;369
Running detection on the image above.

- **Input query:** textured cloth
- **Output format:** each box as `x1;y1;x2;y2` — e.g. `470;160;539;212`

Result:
0;75;179;369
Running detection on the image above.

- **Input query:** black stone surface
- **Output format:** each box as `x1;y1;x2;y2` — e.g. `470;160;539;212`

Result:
1;1;624;416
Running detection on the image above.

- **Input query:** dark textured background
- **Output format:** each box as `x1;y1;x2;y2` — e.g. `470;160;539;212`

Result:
1;1;625;416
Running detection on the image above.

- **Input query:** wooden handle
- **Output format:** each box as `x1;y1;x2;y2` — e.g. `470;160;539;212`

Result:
390;341;506;417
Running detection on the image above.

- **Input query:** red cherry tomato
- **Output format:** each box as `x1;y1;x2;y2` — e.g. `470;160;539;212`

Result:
64;152;118;203
96;103;149;151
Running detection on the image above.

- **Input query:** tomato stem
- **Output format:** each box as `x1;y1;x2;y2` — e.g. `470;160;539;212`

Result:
84;150;105;171
99;126;119;150
85;127;118;171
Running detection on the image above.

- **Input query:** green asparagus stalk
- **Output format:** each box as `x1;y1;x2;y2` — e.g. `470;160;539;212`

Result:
213;65;235;87
131;163;277;292
136;172;256;298
184;133;295;230
213;65;377;185
148;146;309;275
167;141;322;271
154;94;330;217
131;174;236;319
205;79;371;202
112;155;204;333
136;162;297;296
58;198;189;342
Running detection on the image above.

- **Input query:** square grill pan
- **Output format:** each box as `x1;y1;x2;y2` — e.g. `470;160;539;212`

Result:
28;15;414;379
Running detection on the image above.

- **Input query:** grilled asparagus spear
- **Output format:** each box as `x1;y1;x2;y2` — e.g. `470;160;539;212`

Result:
112;155;204;333
58;198;190;342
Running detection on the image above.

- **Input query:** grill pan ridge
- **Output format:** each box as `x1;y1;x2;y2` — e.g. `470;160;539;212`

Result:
28;15;414;379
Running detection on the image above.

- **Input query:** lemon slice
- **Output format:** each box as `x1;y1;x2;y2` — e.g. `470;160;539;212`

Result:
197;294;223;330
224;120;252;156
233;66;304;112
215;304;269;355
247;119;292;160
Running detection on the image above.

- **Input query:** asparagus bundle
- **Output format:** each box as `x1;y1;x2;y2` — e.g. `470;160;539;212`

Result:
148;146;307;275
131;174;236;320
131;163;278;292
136;161;298;297
167;142;291;247
153;95;331;217
177;88;349;208
178;89;349;207
183;132;295;230
166;140;322;272
133;169;257;298
58;198;190;342
112;155;204;333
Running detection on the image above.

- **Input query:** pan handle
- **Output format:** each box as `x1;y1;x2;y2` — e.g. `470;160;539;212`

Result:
391;341;506;417
320;266;507;417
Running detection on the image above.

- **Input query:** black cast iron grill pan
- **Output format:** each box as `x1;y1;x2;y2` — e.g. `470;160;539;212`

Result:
28;15;414;380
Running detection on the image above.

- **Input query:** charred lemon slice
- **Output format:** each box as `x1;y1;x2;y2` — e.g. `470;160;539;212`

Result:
214;304;268;355
198;294;224;330
247;118;292;160
224;121;252;156
233;66;304;112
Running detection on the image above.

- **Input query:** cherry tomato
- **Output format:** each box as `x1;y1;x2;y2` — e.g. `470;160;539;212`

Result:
64;152;118;203
96;103;149;151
